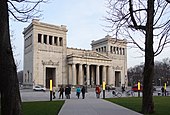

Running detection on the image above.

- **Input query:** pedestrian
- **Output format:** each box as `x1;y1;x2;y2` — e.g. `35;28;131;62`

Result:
165;89;167;96
76;86;81;99
95;85;101;98
81;86;86;99
107;85;110;92
58;85;64;99
52;87;56;99
68;85;71;99
122;84;125;93
65;86;70;99
161;86;164;96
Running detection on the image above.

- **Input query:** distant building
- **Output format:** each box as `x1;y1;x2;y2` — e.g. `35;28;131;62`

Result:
23;19;127;88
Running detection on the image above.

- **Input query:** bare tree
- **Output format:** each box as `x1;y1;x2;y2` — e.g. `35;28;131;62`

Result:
128;64;144;86
0;0;45;114
128;58;170;86
106;0;170;114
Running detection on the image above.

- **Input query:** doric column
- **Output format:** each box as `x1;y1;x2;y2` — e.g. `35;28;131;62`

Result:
96;65;100;85
52;36;54;45
78;64;83;85
108;66;114;85
41;35;43;44
57;37;60;46
68;64;72;84
86;65;90;85
47;35;49;44
72;64;76;85
102;66;106;82
91;66;94;86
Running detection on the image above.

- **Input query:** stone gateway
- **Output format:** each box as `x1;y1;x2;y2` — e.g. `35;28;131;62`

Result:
23;19;128;89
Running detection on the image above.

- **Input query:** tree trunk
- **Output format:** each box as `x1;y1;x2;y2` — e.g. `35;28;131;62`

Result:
142;0;155;114
0;0;22;115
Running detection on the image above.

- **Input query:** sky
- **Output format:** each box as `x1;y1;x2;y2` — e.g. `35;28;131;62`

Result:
10;0;170;71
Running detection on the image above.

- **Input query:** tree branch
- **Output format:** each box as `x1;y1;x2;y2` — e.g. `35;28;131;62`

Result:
8;0;47;22
129;0;146;30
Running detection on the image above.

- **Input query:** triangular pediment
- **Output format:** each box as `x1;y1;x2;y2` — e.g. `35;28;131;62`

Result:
84;51;110;59
67;48;112;61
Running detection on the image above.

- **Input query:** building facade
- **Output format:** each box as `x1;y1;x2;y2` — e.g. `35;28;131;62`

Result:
23;19;127;88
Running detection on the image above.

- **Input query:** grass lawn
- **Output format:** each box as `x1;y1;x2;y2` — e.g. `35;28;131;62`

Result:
105;96;170;115
22;100;65;115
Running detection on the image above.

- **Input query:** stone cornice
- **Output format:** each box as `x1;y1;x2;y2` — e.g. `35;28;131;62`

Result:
42;60;59;66
113;66;123;70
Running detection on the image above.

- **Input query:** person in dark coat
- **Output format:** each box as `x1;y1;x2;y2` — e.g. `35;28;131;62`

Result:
65;86;70;99
52;87;56;99
81;86;86;99
68;85;71;99
161;87;165;96
58;85;64;99
122;84;125;93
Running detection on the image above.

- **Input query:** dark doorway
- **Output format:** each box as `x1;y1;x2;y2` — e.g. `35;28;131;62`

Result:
46;67;56;88
90;65;96;86
115;71;121;87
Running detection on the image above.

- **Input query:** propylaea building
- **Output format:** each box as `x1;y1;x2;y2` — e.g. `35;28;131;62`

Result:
23;19;128;88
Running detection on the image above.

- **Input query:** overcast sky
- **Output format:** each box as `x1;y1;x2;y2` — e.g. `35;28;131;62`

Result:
10;0;170;71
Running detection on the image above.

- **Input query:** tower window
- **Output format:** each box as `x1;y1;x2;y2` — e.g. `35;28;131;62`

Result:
123;48;125;55
59;37;63;46
110;46;113;53
113;47;116;54
54;36;58;45
49;36;52;45
101;47;103;52
117;47;119;54
38;34;42;43
104;46;106;52
43;35;47;44
120;48;122;55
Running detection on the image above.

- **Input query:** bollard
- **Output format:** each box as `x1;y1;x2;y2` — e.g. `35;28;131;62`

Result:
50;80;52;101
103;81;106;99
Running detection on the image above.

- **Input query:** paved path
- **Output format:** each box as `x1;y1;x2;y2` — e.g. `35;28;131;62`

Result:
58;98;143;115
20;87;170;115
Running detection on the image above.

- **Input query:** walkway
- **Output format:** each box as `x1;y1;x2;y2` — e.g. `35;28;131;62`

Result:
58;97;143;115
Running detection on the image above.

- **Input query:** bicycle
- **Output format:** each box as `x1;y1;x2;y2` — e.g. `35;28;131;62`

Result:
112;90;122;98
125;90;134;97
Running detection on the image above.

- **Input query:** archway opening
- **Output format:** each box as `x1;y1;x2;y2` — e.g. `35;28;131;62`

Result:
46;67;56;88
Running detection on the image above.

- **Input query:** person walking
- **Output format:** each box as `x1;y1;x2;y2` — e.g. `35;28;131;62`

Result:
161;86;165;96
81;86;86;99
58;85;64;99
95;85;101;98
65;86;70;99
122;84;125;93
52;87;56;99
68;85;71;99
76;86;81;99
